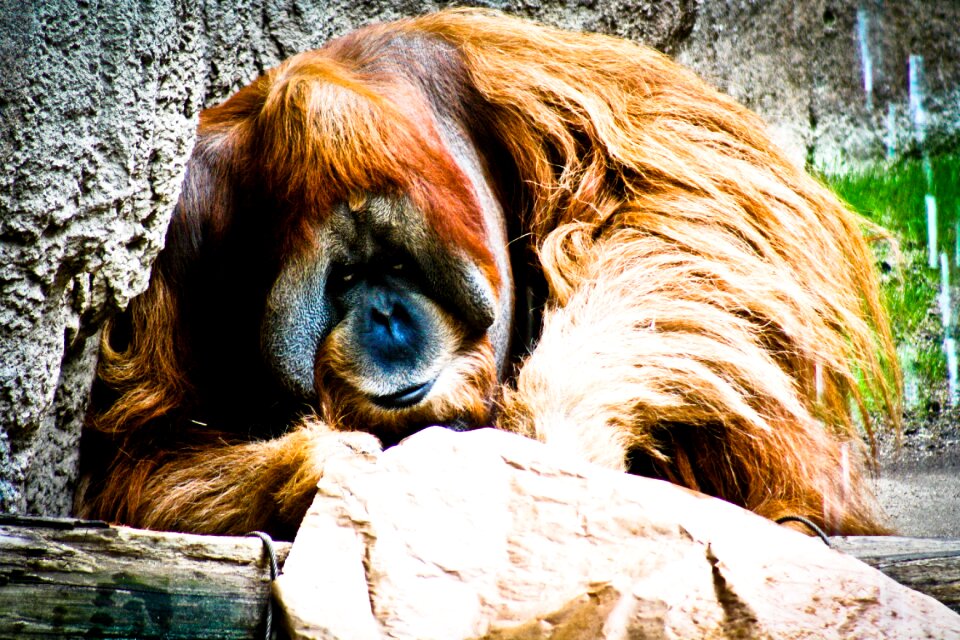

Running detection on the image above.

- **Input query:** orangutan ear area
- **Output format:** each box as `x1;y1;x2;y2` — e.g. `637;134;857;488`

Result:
77;7;960;544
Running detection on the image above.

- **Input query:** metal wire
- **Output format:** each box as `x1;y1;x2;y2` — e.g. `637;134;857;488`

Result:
248;531;280;640
775;515;832;547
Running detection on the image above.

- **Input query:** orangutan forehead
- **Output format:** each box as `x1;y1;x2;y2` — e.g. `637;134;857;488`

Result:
254;57;446;204
256;61;431;191
245;53;496;283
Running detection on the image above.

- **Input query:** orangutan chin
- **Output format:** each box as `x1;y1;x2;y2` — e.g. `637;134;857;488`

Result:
77;8;899;539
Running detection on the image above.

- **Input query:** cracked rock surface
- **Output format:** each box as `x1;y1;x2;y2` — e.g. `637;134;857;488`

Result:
276;428;960;639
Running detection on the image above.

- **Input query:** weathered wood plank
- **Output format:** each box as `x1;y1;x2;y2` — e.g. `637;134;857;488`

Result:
0;517;290;639
0;515;957;637
833;535;960;613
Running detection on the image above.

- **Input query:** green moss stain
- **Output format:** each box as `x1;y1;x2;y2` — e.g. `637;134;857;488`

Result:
824;153;960;417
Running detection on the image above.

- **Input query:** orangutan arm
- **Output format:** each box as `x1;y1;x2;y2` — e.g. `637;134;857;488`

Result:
79;418;381;538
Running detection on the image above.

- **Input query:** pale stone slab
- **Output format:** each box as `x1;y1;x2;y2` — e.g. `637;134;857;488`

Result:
275;427;960;639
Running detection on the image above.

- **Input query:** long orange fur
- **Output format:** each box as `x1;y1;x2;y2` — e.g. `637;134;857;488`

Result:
78;9;900;538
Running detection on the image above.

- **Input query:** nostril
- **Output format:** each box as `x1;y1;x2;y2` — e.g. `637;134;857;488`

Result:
391;302;411;324
369;302;413;342
369;307;400;343
360;292;426;365
370;305;391;327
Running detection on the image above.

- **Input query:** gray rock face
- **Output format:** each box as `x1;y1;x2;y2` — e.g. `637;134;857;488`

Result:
0;0;319;515
276;427;960;639
677;0;960;169
1;1;957;517
0;0;201;513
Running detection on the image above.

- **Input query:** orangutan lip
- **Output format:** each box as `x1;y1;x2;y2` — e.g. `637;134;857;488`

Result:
371;379;435;409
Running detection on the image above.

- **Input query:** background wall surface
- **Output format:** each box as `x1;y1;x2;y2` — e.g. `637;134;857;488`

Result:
1;0;957;517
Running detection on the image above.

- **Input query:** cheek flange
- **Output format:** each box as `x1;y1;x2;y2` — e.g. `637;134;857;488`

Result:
260;257;334;400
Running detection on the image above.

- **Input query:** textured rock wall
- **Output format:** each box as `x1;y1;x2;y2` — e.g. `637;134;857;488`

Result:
677;0;960;169
1;0;201;514
0;0;354;516
1;0;957;516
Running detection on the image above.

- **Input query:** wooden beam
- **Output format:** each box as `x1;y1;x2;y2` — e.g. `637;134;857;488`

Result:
0;516;956;638
832;535;960;614
0;517;290;639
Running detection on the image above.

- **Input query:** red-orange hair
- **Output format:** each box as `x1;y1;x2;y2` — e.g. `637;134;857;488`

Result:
80;8;900;537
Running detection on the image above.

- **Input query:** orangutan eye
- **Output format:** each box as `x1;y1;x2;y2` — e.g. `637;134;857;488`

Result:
329;264;357;289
